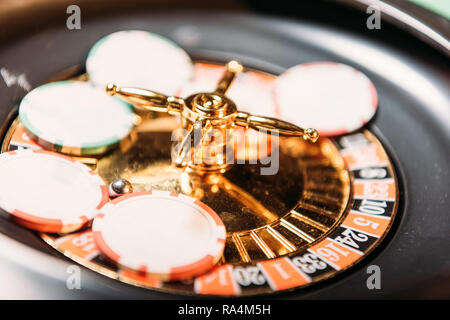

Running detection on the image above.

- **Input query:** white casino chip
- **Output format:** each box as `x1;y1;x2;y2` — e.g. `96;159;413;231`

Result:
92;191;226;281
0;150;108;233
86;30;194;95
275;62;378;136
19;81;135;156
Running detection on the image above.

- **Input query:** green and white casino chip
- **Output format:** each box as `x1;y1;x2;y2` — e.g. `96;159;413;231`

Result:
19;81;135;156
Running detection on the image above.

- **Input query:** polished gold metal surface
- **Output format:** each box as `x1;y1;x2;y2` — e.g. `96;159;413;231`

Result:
95;115;350;263
107;60;319;174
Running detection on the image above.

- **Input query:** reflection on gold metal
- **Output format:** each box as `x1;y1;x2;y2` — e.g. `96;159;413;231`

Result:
289;209;328;232
266;226;297;252
231;233;251;263
188;173;279;224
279;219;315;243
250;231;275;259
93;114;350;263
215;60;244;95
106;60;318;174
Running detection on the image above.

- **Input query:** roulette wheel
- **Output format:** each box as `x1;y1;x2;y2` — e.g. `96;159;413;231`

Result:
0;0;448;300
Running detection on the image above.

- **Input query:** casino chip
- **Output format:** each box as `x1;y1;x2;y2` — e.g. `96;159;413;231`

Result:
0;150;108;233
275;62;378;136
86;30;194;95
19;81;135;156
92;191;226;281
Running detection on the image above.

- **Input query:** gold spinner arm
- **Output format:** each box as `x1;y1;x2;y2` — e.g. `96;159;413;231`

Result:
105;60;319;143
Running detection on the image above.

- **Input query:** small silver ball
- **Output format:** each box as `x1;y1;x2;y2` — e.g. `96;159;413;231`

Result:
109;179;133;197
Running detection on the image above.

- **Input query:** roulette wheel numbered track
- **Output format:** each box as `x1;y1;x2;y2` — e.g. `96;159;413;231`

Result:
0;4;449;299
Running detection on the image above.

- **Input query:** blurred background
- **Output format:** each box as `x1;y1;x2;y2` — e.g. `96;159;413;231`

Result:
0;0;448;56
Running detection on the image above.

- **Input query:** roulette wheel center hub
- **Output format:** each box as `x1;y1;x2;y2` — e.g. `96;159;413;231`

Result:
100;60;353;262
107;60;319;175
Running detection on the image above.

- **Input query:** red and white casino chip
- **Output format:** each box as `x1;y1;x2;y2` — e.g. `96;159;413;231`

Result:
275;62;378;136
0;150;108;233
92;190;226;281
